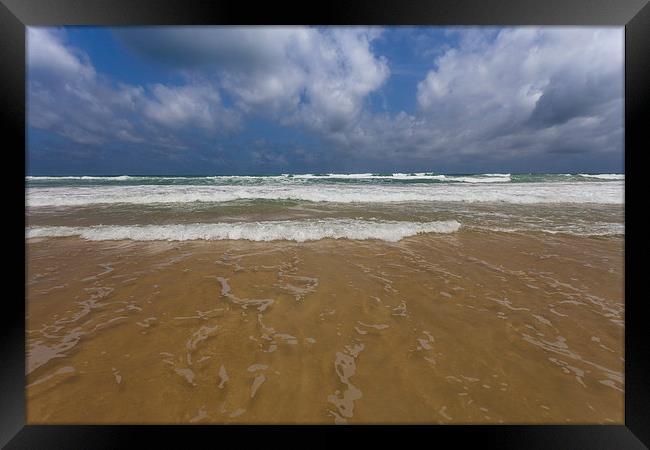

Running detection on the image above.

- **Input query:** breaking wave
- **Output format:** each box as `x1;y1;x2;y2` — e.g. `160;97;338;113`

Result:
26;219;462;243
26;182;623;207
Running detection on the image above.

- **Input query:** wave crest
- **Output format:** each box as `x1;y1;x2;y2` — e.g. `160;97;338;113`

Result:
26;182;624;207
26;219;462;243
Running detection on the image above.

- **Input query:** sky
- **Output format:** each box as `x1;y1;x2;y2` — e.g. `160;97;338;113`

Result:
26;26;624;175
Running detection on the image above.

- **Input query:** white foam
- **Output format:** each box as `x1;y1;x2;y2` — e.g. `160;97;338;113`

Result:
391;173;446;180
290;173;430;179
26;175;133;180
577;174;624;180
442;175;511;183
26;219;461;243
26;175;288;182
288;173;510;182
475;222;624;237
26;181;623;207
25;173;624;183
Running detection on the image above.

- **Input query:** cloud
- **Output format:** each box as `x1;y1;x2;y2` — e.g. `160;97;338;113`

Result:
28;26;624;173
411;27;623;156
115;27;389;133
141;83;239;131
313;27;623;169
28;28;96;80
27;28;240;149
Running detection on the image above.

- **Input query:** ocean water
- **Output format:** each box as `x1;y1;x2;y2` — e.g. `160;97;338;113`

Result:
26;173;624;241
26;172;626;423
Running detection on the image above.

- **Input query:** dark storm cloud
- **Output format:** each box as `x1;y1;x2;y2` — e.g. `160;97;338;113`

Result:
114;27;292;71
528;68;622;128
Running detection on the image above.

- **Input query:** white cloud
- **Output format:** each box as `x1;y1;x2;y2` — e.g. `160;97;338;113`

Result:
323;27;623;167
117;27;389;132
291;28;389;132
415;27;623;144
28;28;96;80
142;83;239;131
27;28;240;147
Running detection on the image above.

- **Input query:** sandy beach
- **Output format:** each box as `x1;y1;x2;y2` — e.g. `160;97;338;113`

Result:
26;229;623;424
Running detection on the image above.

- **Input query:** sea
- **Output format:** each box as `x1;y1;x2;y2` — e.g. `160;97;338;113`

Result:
26;172;624;242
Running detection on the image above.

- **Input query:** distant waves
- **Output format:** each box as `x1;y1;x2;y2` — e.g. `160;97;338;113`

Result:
26;172;624;184
26;181;624;207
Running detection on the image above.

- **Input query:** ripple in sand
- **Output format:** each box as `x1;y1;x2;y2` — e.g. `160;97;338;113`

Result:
218;365;229;389
136;317;157;328
229;408;246;418
328;342;364;424
216;276;274;312
175;367;197;386
357;321;389;330
186;324;219;365
27;366;76;389
190;407;208;423
27;314;128;374
112;367;122;385
247;364;268;372
522;333;623;392
81;263;115;281
276;273;319;302
416;331;435;351
391;301;408;317
251;374;266;398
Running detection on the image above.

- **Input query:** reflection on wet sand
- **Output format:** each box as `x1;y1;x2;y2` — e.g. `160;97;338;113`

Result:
26;231;623;423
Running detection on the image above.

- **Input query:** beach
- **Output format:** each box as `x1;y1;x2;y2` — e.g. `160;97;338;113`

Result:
25;173;624;424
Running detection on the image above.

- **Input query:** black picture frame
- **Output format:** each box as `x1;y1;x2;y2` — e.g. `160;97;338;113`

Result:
2;0;648;447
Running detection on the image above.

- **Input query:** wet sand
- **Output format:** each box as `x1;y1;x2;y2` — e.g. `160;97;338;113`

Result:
26;231;624;424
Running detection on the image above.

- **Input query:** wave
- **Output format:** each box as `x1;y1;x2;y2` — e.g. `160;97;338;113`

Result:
286;172;502;183
440;175;511;183
26;182;624;207
25;175;288;182
290;173;375;179
473;223;624;237
26;175;134;180
26;173;625;184
26;219;462;243
272;173;513;182
577;174;625;180
27;173;513;183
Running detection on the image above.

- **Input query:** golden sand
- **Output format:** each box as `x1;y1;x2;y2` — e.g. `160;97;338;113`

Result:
26;231;624;424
